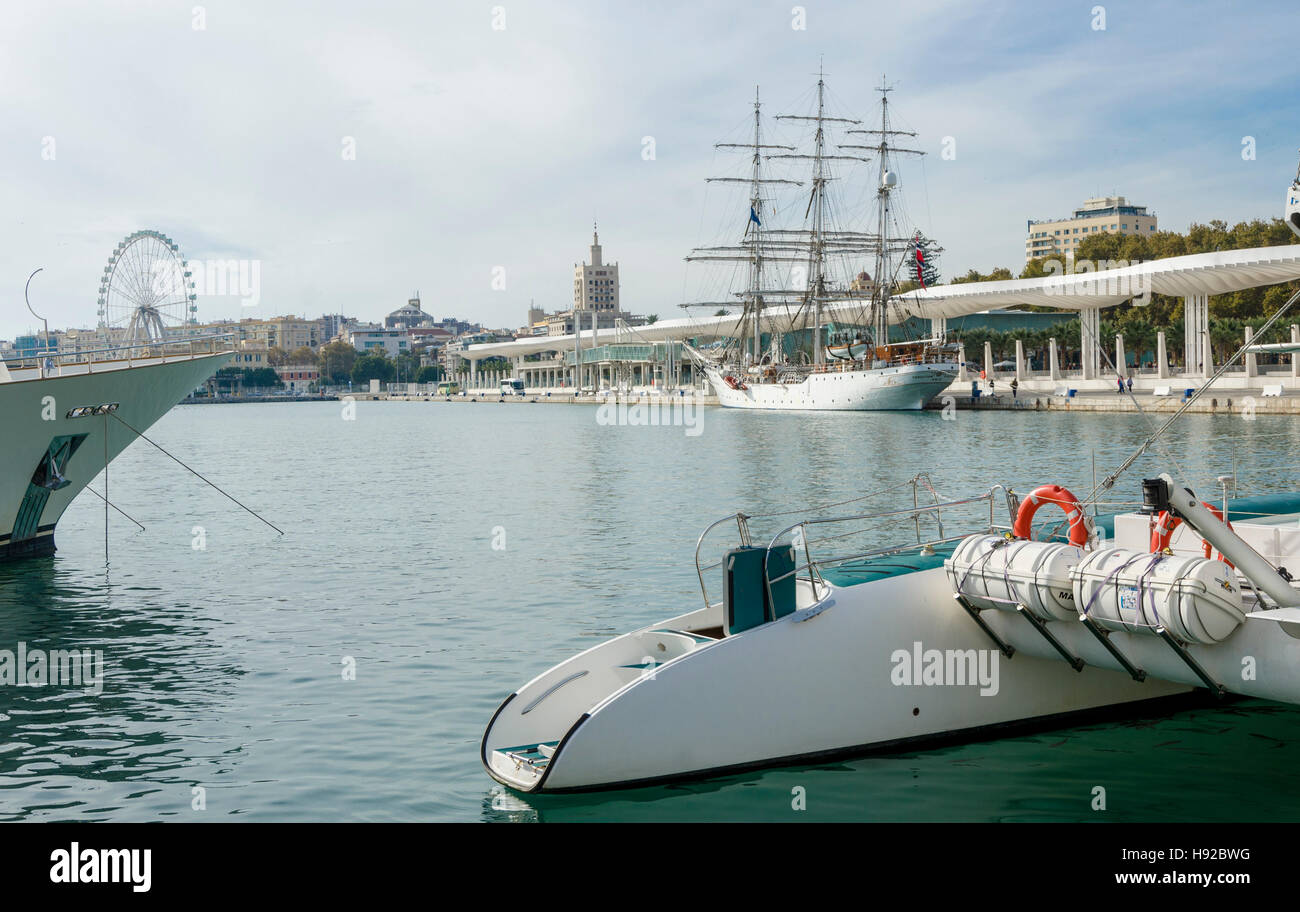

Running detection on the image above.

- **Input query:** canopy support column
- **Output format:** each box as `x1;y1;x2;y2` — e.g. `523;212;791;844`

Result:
1183;294;1209;378
931;315;947;342
1079;307;1100;380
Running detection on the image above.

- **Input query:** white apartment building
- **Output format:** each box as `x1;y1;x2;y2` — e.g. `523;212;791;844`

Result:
347;325;410;357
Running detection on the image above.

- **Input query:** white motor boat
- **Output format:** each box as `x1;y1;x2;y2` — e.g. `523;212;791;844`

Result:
483;472;1300;793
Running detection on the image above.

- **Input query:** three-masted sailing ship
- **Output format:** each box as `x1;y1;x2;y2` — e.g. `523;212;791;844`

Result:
683;74;959;410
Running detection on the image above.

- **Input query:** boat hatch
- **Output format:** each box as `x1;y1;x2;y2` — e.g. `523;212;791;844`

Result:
499;741;560;773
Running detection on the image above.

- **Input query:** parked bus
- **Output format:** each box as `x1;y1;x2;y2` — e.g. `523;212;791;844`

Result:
500;378;525;396
436;381;460;395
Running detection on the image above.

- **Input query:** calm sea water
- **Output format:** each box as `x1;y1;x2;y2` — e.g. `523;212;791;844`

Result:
4;400;1300;822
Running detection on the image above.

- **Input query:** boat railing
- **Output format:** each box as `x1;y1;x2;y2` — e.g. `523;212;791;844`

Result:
692;477;1018;614
1;333;237;380
693;512;754;615
762;487;1017;606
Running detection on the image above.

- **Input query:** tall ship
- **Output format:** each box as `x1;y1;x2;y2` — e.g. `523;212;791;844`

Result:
684;75;958;411
2;234;234;561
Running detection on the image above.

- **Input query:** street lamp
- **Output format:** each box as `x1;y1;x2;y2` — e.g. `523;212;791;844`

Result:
25;268;50;378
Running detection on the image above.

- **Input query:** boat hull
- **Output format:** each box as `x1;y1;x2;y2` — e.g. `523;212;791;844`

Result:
0;352;232;561
705;363;957;411
482;567;1190;793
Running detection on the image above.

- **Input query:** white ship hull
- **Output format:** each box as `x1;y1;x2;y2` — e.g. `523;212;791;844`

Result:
0;352;232;561
483;568;1193;793
705;362;958;411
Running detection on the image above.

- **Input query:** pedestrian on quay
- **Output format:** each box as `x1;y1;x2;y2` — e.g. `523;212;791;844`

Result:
1116;375;1125;394
1126;376;1133;393
1010;378;1019;400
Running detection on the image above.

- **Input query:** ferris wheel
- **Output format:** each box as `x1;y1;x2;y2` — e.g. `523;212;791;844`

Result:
97;229;198;341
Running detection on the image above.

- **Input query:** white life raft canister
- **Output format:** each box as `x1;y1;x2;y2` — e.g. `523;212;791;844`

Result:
1071;548;1244;645
946;534;1085;622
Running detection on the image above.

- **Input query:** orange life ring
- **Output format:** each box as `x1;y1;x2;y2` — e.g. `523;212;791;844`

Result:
1150;504;1234;568
1012;484;1091;547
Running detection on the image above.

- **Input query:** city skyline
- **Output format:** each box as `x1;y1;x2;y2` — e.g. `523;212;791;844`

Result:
3;1;1299;340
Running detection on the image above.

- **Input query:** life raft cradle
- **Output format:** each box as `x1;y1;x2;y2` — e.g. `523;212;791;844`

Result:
952;485;1228;698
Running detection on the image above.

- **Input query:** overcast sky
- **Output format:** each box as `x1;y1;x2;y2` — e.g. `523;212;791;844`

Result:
3;0;1298;340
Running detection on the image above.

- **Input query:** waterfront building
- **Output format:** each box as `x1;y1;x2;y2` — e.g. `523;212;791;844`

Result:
385;295;436;329
849;271;876;294
184;316;320;351
12;333;60;357
347;325;410;357
1025;196;1157;263
319;313;359;343
231;340;270;367
274;364;320;391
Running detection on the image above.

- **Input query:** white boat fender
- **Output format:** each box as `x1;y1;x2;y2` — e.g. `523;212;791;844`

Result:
946;533;1084;622
1072;548;1245;645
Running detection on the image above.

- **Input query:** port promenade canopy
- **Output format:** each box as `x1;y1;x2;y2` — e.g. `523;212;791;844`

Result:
463;244;1300;367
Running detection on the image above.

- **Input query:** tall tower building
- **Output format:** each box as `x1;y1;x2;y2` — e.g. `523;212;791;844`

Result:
573;223;620;312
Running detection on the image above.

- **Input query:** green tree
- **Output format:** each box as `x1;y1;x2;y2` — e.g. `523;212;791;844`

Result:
351;352;396;385
213;367;283;393
318;340;357;385
393;349;422;382
288;345;319;365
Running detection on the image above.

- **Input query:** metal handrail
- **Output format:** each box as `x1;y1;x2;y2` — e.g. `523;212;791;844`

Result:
763;492;1003;607
2;332;236;368
693;512;752;610
693;480;1023;616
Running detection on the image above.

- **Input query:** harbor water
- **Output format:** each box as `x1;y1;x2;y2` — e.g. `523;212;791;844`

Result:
4;401;1300;822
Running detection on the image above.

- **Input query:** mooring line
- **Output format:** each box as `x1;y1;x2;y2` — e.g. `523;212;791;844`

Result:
103;412;110;566
109;412;284;536
83;484;146;532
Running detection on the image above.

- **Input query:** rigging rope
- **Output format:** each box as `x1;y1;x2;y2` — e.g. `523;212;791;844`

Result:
109;412;284;536
84;485;145;532
1086;285;1300;501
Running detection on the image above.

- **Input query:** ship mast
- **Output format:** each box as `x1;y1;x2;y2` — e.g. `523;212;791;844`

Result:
684;88;801;364
772;66;863;365
842;77;926;350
